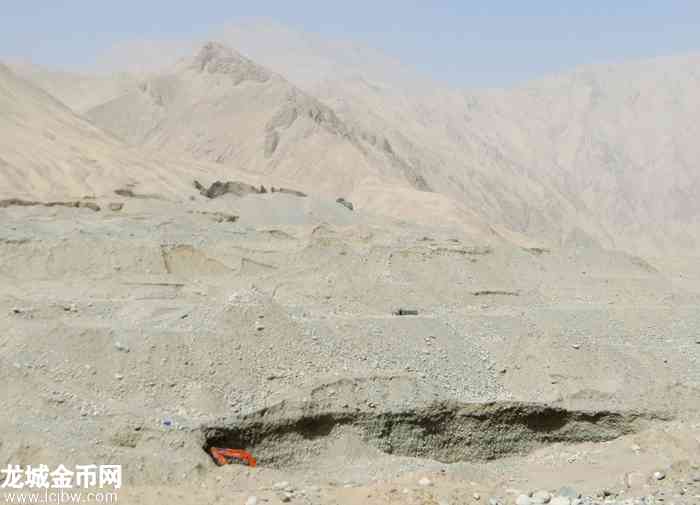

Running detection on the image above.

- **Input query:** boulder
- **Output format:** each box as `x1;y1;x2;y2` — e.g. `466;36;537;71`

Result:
337;197;354;211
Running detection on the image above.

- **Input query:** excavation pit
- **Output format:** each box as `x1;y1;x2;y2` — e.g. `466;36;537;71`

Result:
202;400;661;469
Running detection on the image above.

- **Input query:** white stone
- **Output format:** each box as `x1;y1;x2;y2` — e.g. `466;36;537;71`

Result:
531;491;552;504
516;495;531;505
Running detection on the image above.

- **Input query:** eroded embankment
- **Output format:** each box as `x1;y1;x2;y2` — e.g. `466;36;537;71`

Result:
202;400;666;468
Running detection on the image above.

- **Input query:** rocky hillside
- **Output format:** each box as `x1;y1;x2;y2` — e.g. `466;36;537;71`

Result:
310;54;700;254
8;29;700;254
86;43;400;197
0;63;262;200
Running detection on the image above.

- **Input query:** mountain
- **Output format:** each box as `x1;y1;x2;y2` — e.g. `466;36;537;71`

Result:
0;63;261;200
8;27;700;254
309;55;700;254
85;43;381;194
0;61;494;237
200;23;700;254
84;42;454;201
9;62;138;113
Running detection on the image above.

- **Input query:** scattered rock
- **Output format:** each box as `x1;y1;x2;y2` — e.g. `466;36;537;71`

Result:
654;471;666;481
273;482;290;491
0;198;100;211
188;210;239;223
245;497;258;505
108;202;124;211
198;180;263;199
80;201;101;212
558;487;579;499
418;477;433;487
109;428;141;448
473;493;481;500
550;496;570;505
472;290;520;297
531;491;552;504
336;198;354;211
393;308;419;316
691;473;700;482
270;186;307;197
0;198;35;208
516;495;531;505
114;187;160;200
525;247;551;255
114;342;130;353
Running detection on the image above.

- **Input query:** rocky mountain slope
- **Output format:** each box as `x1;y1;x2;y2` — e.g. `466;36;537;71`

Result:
7;29;700;254
0;62;266;200
82;42;498;234
78;32;700;254
311;54;700;255
86;42;398;196
0;60;494;237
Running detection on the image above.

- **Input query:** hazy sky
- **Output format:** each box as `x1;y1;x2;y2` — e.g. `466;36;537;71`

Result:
3;1;700;87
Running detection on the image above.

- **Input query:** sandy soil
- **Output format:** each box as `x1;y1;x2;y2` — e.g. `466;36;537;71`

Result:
0;197;698;504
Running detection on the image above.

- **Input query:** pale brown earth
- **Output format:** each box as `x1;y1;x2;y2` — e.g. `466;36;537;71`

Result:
1;200;698;504
1;26;700;505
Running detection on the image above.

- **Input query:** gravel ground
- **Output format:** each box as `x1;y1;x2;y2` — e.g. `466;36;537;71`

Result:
0;201;698;504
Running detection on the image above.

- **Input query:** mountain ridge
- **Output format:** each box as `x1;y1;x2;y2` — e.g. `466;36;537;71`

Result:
5;31;700;254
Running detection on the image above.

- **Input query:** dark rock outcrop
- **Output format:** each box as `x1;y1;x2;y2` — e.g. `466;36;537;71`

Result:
336;198;354;211
270;187;307;197
198;180;264;199
0;199;101;211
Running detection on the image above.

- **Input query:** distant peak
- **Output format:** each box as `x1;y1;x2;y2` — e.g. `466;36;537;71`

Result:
190;42;270;83
196;41;236;62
